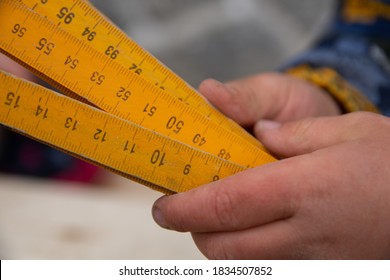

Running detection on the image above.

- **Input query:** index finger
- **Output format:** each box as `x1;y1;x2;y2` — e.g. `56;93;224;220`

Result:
152;159;302;233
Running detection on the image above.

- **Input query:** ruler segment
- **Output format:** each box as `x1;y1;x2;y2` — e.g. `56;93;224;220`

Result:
0;71;246;193
0;0;276;168
0;0;277;192
19;0;262;148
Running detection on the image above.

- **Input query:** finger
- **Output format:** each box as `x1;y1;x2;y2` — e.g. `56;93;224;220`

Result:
152;161;301;233
198;75;285;126
192;219;303;260
0;53;34;81
255;112;379;158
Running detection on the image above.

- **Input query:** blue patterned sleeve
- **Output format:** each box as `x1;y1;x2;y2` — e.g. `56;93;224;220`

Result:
282;0;390;115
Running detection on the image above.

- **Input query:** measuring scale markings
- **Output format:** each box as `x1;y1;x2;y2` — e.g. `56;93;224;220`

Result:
0;0;275;168
18;0;262;148
0;72;247;193
0;0;276;193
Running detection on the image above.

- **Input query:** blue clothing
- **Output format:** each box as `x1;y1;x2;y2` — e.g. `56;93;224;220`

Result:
283;0;390;115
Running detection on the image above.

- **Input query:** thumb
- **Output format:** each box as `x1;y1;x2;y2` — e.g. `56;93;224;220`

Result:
199;75;284;127
254;115;357;158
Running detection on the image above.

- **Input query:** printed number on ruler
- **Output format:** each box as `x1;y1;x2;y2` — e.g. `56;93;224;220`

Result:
18;0;262;148
0;0;276;193
0;71;246;194
0;0;275;167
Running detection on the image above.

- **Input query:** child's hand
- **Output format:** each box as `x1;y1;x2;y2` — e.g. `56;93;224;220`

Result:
198;73;341;128
152;112;390;259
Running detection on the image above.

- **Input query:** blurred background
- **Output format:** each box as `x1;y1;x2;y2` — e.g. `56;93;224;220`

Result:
0;0;334;259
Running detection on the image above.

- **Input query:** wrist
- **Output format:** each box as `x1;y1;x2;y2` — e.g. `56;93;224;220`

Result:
286;64;380;114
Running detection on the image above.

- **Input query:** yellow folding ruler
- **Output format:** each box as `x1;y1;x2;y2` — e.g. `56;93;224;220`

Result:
0;0;275;194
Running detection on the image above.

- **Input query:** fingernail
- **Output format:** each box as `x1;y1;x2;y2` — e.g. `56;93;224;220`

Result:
152;205;169;229
256;120;281;131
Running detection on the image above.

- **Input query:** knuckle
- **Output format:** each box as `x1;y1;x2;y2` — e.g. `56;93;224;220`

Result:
347;111;380;125
345;112;388;137
292;117;315;137
212;187;238;228
288;118;316;148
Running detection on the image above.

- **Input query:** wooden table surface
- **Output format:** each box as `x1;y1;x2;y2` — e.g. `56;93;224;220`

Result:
0;174;203;259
